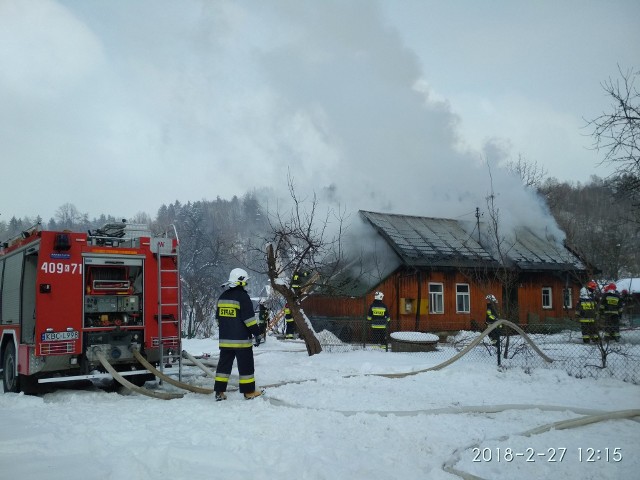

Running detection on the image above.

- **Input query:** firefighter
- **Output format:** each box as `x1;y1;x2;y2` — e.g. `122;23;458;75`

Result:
485;294;501;346
367;291;390;346
620;288;630;313
291;269;310;298
600;282;622;342
576;281;599;343
258;300;270;338
284;303;296;339
213;268;264;401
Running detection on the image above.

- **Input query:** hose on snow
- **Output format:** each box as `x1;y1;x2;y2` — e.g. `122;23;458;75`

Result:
375;319;552;379
443;408;640;480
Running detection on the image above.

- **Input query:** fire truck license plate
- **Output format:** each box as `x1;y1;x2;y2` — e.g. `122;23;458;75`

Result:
41;331;80;342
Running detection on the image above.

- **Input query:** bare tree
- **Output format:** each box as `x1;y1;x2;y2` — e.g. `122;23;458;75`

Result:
55;203;87;231
541;176;639;278
263;175;348;356
506;154;548;188
130;211;153;224
586;65;640;181
175;202;229;338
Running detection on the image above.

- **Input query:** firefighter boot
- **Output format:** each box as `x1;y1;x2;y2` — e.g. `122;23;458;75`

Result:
215;392;227;402
244;390;263;400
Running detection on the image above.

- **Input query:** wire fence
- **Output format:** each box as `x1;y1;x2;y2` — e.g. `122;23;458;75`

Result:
292;315;640;385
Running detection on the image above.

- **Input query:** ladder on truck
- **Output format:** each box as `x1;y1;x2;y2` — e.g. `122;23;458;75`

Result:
155;225;182;382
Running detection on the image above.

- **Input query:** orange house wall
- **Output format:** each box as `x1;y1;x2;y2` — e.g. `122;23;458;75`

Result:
302;269;581;333
517;274;579;323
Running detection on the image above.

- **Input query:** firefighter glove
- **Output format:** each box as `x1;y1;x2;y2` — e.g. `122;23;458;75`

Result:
254;334;263;347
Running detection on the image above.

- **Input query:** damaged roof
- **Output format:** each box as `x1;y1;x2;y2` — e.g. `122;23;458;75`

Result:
508;226;586;270
360;210;586;272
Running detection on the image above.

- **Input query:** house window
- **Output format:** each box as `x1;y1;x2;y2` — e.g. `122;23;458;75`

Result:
542;287;552;309
456;284;470;313
429;283;444;314
563;288;573;309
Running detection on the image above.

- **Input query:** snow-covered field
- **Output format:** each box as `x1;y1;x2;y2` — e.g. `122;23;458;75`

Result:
1;335;638;480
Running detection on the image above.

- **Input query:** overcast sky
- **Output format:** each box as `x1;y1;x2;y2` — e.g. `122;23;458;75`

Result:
1;0;638;227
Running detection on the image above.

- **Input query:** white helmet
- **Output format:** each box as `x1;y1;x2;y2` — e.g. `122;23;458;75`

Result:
228;268;249;287
485;294;497;303
374;291;384;301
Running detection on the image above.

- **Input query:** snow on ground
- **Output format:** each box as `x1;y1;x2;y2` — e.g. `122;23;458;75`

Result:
1;335;639;480
391;331;439;342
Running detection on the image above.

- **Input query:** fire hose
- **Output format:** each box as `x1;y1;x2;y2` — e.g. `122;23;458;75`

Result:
96;352;184;400
374;319;552;379
133;349;213;394
181;350;217;380
443;408;640;480
258;321;638;478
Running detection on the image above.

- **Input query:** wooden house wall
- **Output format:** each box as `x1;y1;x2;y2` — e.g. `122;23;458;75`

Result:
301;294;369;319
516;273;579;325
390;270;500;332
301;275;398;323
302;268;582;334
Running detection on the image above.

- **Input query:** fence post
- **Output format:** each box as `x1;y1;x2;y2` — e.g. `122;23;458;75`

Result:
362;296;367;348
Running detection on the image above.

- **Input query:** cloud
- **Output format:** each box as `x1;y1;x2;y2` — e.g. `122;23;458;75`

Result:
0;0;105;99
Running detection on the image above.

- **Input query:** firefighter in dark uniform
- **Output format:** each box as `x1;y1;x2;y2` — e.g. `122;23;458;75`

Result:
291;270;310;298
367;291;390;346
600;282;622;342
258;300;269;338
284;303;296;339
576;281;599;343
485;294;501;346
214;268;263;401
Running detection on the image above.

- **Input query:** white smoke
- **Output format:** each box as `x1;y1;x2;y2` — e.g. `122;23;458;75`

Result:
247;1;564;243
0;0;565;244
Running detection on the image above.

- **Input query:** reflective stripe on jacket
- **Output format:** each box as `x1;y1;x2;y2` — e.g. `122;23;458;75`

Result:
486;305;497;323
367;300;389;328
600;293;622;315
576;299;597;321
216;285;260;349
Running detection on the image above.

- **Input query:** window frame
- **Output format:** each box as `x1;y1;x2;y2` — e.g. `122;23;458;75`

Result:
542;286;553;309
562;287;573;310
429;283;444;314
455;283;470;313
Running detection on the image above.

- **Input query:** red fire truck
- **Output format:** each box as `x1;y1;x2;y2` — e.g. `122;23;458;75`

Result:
0;222;181;394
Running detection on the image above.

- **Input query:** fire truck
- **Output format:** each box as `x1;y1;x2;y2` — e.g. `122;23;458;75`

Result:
0;222;181;394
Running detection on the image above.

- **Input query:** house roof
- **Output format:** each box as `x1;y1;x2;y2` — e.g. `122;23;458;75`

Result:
360;211;498;268
508;226;586;271
360;210;586;272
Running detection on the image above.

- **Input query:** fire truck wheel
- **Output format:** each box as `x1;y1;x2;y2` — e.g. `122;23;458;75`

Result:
2;343;20;393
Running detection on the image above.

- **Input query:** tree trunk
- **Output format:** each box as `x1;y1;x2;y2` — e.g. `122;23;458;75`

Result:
289;302;322;356
187;309;194;338
267;245;322;356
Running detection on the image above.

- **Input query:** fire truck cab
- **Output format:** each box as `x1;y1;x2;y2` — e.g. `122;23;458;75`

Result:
0;222;181;393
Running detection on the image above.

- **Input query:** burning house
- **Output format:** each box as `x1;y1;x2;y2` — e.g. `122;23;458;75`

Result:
302;210;591;339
